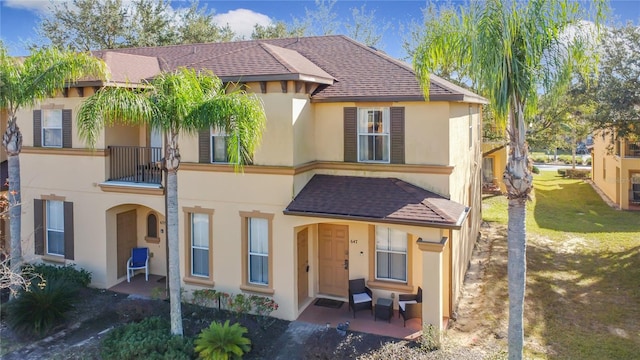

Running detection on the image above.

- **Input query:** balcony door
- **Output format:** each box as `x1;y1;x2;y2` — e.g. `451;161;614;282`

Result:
150;126;162;162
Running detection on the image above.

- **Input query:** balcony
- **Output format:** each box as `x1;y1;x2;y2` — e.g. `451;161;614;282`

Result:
108;146;163;185
625;142;640;158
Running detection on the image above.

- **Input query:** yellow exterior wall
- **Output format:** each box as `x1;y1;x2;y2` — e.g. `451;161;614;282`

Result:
16;81;483;322
592;130;640;209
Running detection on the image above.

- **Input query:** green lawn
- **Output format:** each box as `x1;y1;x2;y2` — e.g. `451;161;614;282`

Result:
482;171;640;359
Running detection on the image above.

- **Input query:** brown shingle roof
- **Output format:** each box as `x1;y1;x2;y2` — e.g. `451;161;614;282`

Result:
101;35;485;103
93;51;161;84
284;175;468;228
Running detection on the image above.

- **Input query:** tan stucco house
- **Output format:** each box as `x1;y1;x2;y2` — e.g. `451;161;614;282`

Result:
12;35;486;332
591;130;640;210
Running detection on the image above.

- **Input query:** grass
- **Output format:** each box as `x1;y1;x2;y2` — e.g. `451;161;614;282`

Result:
482;170;640;359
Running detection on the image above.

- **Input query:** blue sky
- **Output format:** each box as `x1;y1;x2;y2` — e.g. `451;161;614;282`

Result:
1;0;639;60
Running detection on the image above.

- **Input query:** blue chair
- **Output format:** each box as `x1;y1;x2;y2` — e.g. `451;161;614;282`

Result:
127;247;149;282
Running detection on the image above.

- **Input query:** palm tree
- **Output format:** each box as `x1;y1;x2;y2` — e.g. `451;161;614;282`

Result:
413;1;606;358
0;44;107;284
76;67;266;336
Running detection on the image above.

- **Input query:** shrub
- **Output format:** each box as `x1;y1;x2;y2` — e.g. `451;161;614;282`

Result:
194;320;251;360
584;157;592;165
530;154;547;163
6;279;78;337
101;316;194;360
31;263;92;287
565;169;591;179
419;323;441;352
557;169;567;177
532;166;540;174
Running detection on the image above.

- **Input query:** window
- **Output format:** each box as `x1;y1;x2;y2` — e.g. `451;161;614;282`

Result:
375;226;407;282
43;109;62;147
240;211;274;294
248;218;268;285
145;213;160;244
210;126;230;163
46;200;64;256
631;173;640;204
183;207;214;285
34;197;73;260
191;213;209;277
358;108;390;162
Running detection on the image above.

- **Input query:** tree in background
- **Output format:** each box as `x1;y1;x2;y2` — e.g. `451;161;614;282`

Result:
345;5;390;48
413;1;606;358
36;0;235;51
176;1;235;44
76;68;266;336
591;23;640;140
0;45;107;292
252;22;305;40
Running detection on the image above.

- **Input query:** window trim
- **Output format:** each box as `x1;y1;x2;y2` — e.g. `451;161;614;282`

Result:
357;107;391;163
210;126;231;163
145;212;160;244
183;206;215;286
239;211;274;295
367;225;414;293
45;199;65;256
42;108;63;148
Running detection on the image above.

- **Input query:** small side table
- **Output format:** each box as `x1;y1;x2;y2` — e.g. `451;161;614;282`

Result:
375;297;393;322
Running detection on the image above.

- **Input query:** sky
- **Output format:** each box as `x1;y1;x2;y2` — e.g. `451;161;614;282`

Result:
1;0;639;61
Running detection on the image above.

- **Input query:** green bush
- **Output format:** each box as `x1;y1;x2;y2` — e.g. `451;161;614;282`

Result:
532;166;540;174
6;279;78;337
194;320;251;360
530;154;548;163
101;316;194;360
584;157;592;165
565;169;591;179
558;169;567;177
31;263;92;287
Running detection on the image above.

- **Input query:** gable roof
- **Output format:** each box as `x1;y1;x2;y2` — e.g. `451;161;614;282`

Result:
284;174;468;229
96;35;486;104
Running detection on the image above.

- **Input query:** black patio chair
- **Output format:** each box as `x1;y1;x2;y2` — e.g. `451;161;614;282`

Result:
398;286;422;327
348;278;373;318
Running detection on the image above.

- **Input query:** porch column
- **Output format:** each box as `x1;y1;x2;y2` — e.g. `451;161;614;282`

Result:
417;237;448;333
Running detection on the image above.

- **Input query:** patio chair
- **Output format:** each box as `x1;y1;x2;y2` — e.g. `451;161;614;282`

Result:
348;278;373;318
398;286;422;327
127;247;149;282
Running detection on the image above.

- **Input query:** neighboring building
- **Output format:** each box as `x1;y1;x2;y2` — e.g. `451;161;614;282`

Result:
13;35;486;332
591;130;640;210
482;123;507;193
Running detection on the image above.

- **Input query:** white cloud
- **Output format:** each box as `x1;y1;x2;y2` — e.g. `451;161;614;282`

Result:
2;0;59;15
212;9;271;39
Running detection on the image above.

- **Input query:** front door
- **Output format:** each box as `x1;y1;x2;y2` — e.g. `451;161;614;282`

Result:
297;229;309;306
117;210;137;278
318;224;349;297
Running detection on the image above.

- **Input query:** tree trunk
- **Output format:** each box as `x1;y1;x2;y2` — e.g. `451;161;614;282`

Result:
2;114;23;298
507;196;527;360
504;104;532;360
165;131;183;336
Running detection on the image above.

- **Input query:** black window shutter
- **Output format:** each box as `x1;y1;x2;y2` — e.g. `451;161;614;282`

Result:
62;109;72;148
33;110;42;147
390;107;405;164
64;201;74;260
343;107;357;162
198;128;211;163
34;199;44;255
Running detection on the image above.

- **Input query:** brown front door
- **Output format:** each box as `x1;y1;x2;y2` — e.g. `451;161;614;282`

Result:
117;210;137;278
297;228;309;306
318;224;349;297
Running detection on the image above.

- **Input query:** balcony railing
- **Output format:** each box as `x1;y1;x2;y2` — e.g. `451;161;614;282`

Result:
625;142;640;158
108;146;162;185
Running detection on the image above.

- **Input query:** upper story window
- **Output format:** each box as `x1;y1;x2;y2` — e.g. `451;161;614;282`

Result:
210;126;230;163
358;108;390;162
43;109;63;148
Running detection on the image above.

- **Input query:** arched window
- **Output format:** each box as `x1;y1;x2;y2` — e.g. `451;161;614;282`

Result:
146;213;158;240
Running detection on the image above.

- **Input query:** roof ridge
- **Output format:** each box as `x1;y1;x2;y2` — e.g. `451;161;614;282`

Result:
259;43;298;73
391;179;454;222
